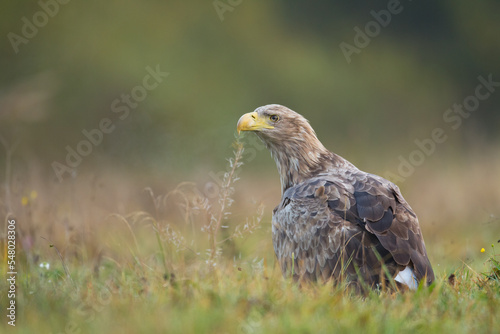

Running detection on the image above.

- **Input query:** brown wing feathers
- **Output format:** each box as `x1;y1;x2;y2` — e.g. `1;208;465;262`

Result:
273;173;434;287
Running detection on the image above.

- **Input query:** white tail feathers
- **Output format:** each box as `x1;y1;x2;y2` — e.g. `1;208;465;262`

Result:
394;266;418;290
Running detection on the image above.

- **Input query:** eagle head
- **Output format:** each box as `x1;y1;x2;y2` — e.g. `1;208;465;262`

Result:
237;104;337;192
238;104;304;136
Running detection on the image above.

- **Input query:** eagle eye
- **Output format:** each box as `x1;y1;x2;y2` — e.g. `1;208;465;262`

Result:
269;115;279;122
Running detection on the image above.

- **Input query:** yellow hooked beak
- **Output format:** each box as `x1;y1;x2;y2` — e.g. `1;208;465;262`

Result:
237;112;274;134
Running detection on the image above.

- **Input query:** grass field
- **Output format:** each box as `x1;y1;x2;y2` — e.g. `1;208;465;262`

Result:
4;252;500;334
1;143;500;333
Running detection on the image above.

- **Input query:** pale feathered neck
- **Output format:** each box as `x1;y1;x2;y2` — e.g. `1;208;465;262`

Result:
258;129;355;194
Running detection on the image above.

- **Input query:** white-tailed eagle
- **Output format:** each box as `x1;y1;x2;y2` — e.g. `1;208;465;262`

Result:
237;104;434;290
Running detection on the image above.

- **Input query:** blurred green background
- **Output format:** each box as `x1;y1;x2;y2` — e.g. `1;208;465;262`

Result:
1;0;499;177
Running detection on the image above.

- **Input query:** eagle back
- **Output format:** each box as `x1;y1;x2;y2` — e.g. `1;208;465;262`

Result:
272;169;434;287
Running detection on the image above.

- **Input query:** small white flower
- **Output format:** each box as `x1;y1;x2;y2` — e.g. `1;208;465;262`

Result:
39;262;50;270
